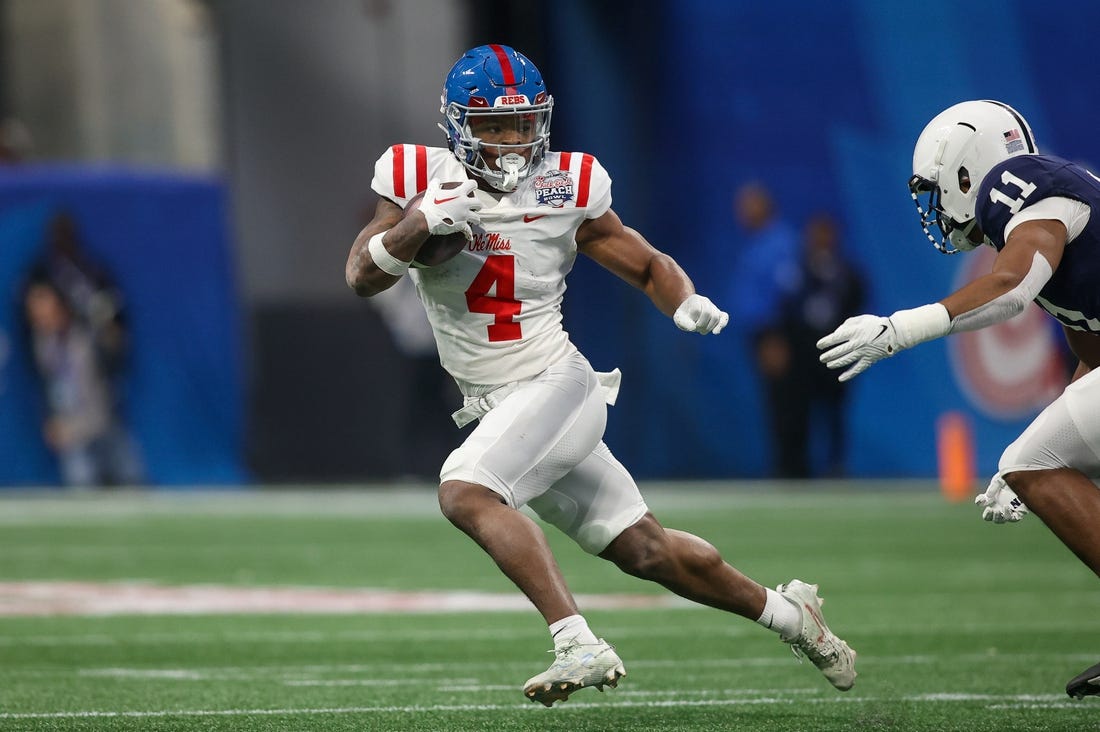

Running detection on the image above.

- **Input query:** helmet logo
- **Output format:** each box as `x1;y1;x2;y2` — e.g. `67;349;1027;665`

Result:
496;94;530;107
1003;128;1025;154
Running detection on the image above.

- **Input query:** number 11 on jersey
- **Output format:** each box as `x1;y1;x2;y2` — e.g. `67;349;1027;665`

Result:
465;255;522;342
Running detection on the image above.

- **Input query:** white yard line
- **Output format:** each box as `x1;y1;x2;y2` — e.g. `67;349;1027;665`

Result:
0;485;951;529
4;624;755;647
0;581;684;616
57;652;1100;682
0;693;1086;720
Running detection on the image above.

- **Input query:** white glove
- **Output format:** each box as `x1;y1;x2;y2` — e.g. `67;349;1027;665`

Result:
673;294;729;334
418;178;482;237
817;314;901;382
975;476;1029;523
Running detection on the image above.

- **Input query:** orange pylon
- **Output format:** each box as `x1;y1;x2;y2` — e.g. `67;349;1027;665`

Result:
937;411;977;502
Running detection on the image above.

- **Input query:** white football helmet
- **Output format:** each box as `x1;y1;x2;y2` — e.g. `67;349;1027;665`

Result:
908;100;1037;254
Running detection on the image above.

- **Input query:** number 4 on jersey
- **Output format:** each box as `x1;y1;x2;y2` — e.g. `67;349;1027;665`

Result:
465;255;522;342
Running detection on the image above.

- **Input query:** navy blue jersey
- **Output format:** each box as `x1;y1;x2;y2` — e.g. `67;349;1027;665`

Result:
976;154;1100;332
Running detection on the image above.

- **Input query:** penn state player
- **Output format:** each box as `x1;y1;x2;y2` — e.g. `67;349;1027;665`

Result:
346;44;856;705
817;99;1100;698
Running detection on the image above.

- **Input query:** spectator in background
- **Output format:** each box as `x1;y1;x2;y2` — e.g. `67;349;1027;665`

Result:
22;211;143;487
726;182;804;477
22;279;143;487
29;212;129;377
781;214;866;477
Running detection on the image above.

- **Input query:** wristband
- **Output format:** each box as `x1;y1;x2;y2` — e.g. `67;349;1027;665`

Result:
889;303;951;349
367;232;411;277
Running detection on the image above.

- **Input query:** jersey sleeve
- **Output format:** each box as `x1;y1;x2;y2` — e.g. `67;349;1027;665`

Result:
1004;196;1092;244
580;155;612;219
976;156;1066;249
555;152;612;219
371;145;468;208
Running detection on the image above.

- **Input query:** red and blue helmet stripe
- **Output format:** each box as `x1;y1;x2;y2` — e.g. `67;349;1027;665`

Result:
443;44;549;110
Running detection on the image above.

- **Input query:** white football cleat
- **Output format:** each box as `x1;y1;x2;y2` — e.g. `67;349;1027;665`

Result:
522;639;625;706
777;579;857;691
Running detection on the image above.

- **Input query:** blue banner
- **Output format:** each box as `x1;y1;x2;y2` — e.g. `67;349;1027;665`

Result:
0;166;247;486
547;0;1099;478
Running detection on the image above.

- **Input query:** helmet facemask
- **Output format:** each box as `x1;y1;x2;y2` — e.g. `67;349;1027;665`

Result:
441;101;553;192
908;170;982;254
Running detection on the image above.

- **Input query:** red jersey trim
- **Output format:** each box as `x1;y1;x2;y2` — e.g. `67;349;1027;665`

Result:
414;145;427;194
391;144;405;198
576;154;594;208
390;144;428;199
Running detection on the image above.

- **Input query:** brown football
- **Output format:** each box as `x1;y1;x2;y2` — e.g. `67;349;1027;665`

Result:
404;182;471;267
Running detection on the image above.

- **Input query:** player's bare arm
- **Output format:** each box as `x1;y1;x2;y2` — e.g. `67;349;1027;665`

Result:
939;218;1067;320
345;196;427;297
577;209;728;335
575;208;694;316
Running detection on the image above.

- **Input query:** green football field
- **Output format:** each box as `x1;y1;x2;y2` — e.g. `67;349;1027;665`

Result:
1;484;1097;731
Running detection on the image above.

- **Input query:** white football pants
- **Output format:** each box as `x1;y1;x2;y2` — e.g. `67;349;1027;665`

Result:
997;365;1100;477
440;352;648;554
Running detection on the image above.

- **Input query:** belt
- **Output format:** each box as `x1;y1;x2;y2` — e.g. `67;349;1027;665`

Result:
450;368;622;428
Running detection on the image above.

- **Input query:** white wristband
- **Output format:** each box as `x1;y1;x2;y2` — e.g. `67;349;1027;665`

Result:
889;303;951;349
367;232;411;277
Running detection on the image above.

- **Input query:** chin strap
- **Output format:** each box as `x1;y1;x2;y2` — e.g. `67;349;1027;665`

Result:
947;218;983;252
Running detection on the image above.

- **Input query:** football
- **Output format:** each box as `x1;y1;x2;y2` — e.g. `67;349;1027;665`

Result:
404;182;471;267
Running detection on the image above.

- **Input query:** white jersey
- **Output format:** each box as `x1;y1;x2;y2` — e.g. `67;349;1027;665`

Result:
371;145;613;389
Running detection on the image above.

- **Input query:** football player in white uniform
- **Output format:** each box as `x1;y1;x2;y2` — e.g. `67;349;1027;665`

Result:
818;100;1100;698
346;44;856;705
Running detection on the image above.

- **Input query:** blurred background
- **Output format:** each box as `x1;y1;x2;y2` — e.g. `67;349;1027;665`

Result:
0;0;1097;489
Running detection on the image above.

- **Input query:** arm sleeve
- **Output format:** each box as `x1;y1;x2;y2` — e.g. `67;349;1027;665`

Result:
949;251;1053;333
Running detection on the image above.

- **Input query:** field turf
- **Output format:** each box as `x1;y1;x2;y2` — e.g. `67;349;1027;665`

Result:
0;484;1097;731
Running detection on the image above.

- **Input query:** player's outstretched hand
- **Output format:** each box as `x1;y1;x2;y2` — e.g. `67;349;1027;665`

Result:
419;178;482;237
674;294;729;335
817;314;901;382
975;476;1029;523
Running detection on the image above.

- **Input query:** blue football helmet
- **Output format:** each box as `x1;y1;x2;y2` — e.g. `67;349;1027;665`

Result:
439;44;553;192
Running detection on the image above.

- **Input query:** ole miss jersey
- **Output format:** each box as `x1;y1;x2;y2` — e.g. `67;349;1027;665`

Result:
976;154;1100;332
370;145;612;387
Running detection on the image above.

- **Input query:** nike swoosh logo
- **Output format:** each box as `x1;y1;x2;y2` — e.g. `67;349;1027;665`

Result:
872;324;888;340
803;603;828;644
523;214;547;223
433;196;459;205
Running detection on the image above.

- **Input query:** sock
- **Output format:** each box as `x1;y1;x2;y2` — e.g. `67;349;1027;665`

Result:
755;587;802;640
548;614;599;648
